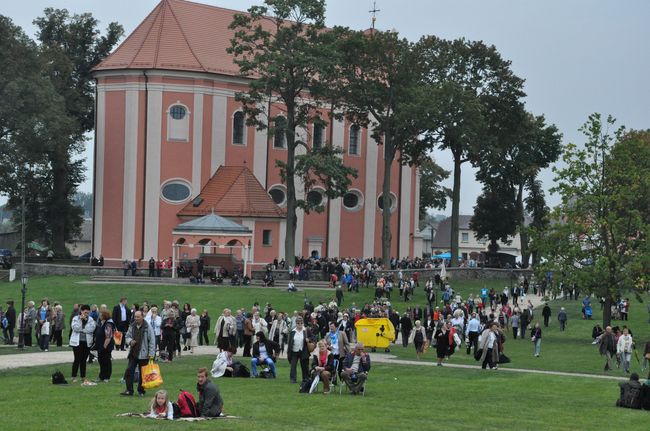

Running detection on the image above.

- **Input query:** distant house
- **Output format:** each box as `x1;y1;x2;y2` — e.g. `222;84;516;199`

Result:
431;215;522;261
67;219;92;257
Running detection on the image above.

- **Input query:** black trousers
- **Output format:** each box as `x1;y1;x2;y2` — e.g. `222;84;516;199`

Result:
98;350;113;380
243;334;252;357
289;351;309;382
24;327;32;346
199;328;209;345
481;348;495;369
125;357;149;394
401;330;409;348
237;329;244;347
160;334;175;361
543;316;550;327
3;327;14;344
72;342;90;378
467;331;479;354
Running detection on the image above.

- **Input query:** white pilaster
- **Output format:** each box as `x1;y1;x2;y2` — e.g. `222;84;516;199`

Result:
332;117;344;149
278;220;286;260
93;90;106;257
399;165;412;258
363;124;379;258
211;95;227;175
192;93;203;197
253;125;268;186
328;197;341;258
121;90;139;260
240;220;255;261
143;89;162;259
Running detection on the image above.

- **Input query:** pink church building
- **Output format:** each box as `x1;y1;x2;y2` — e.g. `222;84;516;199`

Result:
91;0;422;271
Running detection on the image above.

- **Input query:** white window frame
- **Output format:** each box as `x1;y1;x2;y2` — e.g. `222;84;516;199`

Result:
268;184;287;207
377;192;397;214
160;178;192;204
166;101;191;142
342;189;364;212
232;110;247;146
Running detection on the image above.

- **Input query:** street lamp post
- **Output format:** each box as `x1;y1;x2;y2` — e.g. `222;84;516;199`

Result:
17;192;27;349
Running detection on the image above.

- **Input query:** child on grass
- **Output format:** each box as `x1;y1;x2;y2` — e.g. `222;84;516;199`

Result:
148;390;174;420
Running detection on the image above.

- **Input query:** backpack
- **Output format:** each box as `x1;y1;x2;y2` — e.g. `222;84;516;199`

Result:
232;361;250;378
1;316;7;329
177;390;198;417
299;378;313;393
414;330;424;344
52;370;68;385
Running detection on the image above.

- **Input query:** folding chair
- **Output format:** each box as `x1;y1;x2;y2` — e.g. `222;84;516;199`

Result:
339;372;367;396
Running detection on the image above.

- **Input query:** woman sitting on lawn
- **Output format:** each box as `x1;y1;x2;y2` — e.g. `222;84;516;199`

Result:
310;340;334;394
251;331;279;378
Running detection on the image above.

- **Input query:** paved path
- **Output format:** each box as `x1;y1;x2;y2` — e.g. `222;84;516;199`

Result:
0;344;625;382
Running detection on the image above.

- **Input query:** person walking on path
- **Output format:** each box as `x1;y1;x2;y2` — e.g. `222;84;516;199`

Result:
542;304;551;328
3;300;16;345
511;312;520;340
558;308;568;331
121;310;155;396
479;322;499;370
409;320;427;360
399;312;413;348
531;323;542;357
600;326;617;372
617;327;634;374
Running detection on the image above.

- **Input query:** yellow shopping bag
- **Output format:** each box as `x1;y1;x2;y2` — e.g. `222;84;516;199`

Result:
141;359;163;390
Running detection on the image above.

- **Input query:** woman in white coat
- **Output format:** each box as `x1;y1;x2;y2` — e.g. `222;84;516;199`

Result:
185;308;200;354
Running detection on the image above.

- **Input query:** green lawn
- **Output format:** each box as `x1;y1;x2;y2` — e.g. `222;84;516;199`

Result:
0;356;647;430
389;294;650;377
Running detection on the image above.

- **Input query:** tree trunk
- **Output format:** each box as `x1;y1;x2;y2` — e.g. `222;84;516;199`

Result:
450;152;462;267
50;154;67;255
284;109;297;266
516;183;530;268
381;135;394;266
602;294;612;328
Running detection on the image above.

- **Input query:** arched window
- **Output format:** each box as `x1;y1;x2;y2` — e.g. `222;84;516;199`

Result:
349;124;361;155
312;122;325;149
232;111;246;145
167;102;190;142
274;116;287;149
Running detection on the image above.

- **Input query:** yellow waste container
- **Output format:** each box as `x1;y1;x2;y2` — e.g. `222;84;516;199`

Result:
355;318;395;351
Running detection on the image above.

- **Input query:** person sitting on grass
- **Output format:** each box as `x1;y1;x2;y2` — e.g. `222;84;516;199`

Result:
251;331;279;378
341;342;371;395
310;340;334;394
196;367;224;417
212;345;237;378
616;373;642;409
148;389;174;420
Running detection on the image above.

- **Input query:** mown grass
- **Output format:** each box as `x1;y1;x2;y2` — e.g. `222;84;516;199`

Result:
0;355;647;430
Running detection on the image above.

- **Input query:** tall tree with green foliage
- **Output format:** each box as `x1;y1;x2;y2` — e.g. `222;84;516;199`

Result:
329;29;433;263
32;8;122;254
469;183;517;254
475;108;562;267
537;114;650;327
228;0;357;264
417;36;525;267
418;157;451;221
0;16;74;247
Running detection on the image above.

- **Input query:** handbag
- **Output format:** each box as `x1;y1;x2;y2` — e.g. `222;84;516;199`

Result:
113;330;123;346
307;340;316;354
645;353;650;360
141;358;163;390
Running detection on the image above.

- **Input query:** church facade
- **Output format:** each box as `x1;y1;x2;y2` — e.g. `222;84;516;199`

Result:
91;0;422;270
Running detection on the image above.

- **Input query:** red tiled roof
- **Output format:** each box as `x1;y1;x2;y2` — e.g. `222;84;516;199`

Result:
94;0;270;75
178;166;285;218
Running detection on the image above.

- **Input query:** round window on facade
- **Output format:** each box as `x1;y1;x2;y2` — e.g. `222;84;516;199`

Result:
161;181;191;203
268;187;287;206
342;190;363;211
169;105;187;120
307;190;324;207
378;192;397;212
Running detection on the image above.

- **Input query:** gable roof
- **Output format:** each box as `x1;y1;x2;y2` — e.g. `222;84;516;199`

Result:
174;212;251;234
431;216;473;249
94;0;265;75
178;165;285;218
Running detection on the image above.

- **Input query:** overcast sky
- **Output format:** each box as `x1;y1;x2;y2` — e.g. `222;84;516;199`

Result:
2;0;649;216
